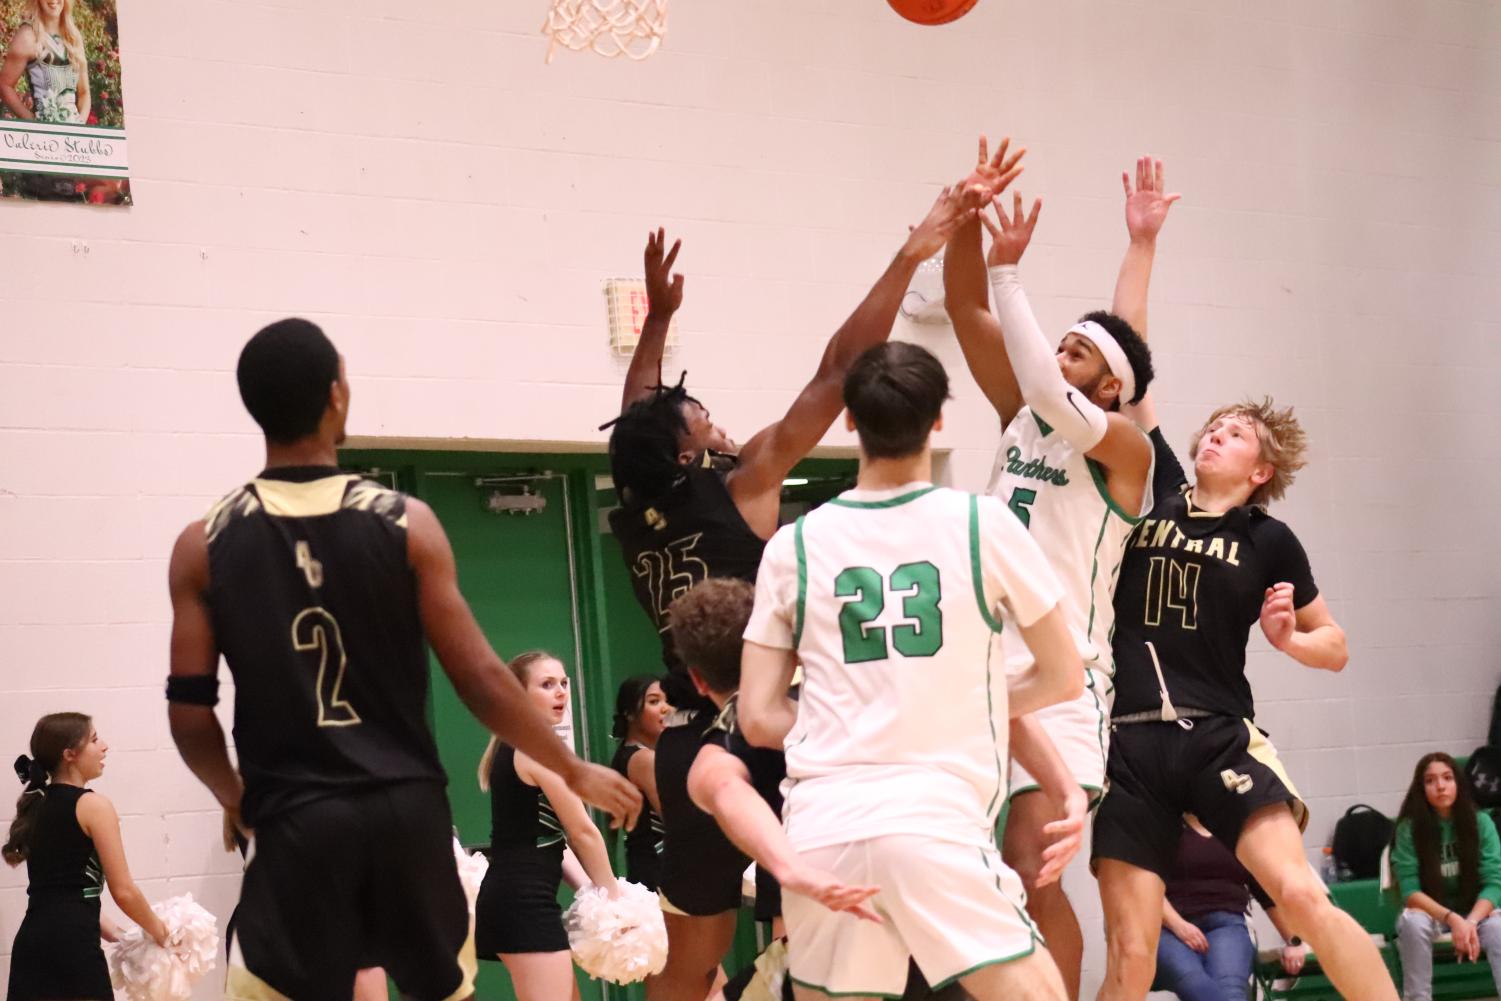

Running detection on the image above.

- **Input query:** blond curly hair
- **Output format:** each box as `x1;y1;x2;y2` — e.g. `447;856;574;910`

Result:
1188;397;1307;507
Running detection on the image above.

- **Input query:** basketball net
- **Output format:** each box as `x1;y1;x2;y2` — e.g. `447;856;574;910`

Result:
543;0;668;62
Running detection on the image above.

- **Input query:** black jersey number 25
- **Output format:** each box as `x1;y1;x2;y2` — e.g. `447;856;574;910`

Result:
834;561;943;664
291;608;362;727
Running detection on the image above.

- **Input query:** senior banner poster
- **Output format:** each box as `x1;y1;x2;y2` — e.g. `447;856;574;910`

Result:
0;0;129;205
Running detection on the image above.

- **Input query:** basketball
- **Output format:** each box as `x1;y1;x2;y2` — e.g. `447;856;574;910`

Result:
886;0;979;25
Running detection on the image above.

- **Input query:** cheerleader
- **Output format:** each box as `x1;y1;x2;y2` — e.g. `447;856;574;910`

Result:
610;674;671;890
476;652;621;1001
5;713;167;1001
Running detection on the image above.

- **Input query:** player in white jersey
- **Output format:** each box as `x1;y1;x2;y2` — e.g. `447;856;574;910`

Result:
739;341;1085;1001
943;143;1175;1000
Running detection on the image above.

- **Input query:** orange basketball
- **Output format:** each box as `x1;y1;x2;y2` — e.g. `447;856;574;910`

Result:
886;0;979;25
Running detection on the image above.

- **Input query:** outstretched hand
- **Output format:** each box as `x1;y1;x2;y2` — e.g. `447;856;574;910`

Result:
902;184;980;261
964;134;1026;201
979;190;1043;267
643;227;684;316
781;863;884;923
1123;156;1180;243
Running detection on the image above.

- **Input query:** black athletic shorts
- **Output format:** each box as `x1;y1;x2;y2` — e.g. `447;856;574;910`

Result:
1092;715;1308;880
226;781;475;1001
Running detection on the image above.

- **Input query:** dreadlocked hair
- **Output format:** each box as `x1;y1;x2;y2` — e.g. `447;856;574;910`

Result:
606;374;697;507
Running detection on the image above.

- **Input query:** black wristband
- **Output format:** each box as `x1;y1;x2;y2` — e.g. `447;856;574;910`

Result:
166;674;220;707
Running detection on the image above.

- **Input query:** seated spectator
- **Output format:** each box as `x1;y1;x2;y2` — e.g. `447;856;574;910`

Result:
1393;751;1501;1001
1156;820;1306;1001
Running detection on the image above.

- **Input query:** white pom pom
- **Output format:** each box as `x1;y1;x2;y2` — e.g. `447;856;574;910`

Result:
563;881;667;984
453;836;489;908
108;894;219;1001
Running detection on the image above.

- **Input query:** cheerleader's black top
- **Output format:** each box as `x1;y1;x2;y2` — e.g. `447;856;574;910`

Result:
474;745;570;955
610;742;664;891
6;784;112;1001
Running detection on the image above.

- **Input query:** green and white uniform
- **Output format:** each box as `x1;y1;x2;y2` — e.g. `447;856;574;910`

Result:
988;406;1152;798
744;482;1064;996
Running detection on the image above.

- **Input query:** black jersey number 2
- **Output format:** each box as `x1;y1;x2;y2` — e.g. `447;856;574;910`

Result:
835;561;943;663
291;608;362;727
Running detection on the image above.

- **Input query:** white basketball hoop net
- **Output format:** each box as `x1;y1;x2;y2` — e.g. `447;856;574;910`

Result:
543;0;668;62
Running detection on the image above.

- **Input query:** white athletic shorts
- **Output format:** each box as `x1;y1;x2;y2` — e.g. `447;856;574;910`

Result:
784;834;1040;997
1008;667;1110;800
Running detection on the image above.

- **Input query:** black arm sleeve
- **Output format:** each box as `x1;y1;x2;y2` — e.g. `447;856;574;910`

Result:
1148;426;1189;499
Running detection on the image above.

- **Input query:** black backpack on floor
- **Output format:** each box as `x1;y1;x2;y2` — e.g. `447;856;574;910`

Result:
1331;804;1395;880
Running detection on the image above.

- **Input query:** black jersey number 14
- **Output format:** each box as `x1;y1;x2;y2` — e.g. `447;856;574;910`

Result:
835;561;943;663
1144;556;1201;631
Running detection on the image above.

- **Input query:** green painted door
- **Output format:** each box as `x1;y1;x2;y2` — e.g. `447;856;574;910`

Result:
418;467;604;1001
340;449;857;1001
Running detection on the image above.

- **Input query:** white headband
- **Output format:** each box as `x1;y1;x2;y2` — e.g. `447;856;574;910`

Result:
1068;320;1135;406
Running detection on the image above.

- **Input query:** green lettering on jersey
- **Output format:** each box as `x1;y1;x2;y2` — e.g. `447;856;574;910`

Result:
835;567;887;663
891;561;943;657
834;562;944;663
1007;487;1037;528
1004;445;1070;486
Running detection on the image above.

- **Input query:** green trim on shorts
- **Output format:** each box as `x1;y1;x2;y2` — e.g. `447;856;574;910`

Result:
930;849;1043;990
930;942;1040;991
788;975;903;999
1007;782;1105;808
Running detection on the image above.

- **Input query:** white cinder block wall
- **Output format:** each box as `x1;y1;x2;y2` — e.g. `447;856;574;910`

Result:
2;0;1498;996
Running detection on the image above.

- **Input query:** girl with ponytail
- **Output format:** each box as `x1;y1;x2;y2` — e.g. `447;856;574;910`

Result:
474;653;622;1001
5;713;168;1001
609;674;670;890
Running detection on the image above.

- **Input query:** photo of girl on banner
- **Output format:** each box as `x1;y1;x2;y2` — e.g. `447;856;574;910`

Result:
0;0;128;205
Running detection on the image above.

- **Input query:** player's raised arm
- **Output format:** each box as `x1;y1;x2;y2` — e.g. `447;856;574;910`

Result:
945;138;1024;424
621;228;685;412
1114;156;1179;433
981;199;1154;501
406;499;642;829
725;177;1011;537
1111;156;1180;338
165;521;245;822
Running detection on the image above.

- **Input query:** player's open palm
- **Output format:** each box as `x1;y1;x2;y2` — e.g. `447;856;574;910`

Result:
964;133;1026;201
1122;156;1181;242
1259;582;1297;651
569;762;643;830
643;227;684;315
980;190;1042;267
782;864;883;923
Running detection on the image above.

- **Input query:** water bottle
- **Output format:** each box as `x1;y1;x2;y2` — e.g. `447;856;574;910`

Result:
1321;846;1341;884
